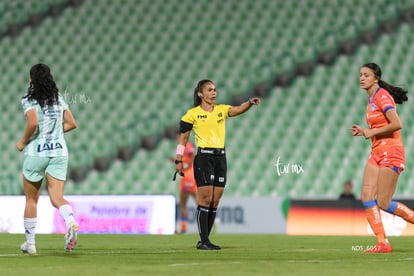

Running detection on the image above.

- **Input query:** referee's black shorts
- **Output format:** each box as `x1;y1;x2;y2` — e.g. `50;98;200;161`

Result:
193;148;227;187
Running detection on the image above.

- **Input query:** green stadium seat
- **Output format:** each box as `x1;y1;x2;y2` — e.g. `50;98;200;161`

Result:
2;0;413;199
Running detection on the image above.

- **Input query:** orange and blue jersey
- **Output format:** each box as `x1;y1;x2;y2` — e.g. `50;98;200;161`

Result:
180;142;197;193
182;142;195;172
366;87;403;151
366;87;405;174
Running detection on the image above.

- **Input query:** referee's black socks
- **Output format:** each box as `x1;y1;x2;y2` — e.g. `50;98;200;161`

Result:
196;205;210;243
207;207;217;235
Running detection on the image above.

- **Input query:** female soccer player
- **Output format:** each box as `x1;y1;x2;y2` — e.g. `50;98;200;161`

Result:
16;64;79;255
352;62;413;253
175;79;260;250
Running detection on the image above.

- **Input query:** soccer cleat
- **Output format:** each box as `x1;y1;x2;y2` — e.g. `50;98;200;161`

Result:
210;242;221;250
196;241;221;250
21;242;37;255
64;222;79;252
365;242;393;253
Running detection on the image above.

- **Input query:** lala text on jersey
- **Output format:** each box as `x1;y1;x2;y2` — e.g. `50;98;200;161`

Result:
37;142;63;152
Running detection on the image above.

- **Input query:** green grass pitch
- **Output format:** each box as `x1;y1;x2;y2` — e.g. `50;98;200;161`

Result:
1;233;414;275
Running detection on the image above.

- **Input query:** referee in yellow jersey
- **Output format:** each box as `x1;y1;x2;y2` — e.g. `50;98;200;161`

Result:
175;79;260;250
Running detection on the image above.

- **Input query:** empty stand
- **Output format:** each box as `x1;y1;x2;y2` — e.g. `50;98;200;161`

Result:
1;0;414;199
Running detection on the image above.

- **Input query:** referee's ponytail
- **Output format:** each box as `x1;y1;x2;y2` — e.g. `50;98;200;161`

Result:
362;63;408;104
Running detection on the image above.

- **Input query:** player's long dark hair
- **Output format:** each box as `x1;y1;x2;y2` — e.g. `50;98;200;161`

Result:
23;64;59;108
193;79;213;107
362;62;408;104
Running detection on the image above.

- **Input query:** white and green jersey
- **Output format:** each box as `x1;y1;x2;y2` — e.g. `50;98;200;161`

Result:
21;93;69;157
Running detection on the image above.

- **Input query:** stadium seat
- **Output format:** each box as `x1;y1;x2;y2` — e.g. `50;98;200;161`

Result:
2;0;413;199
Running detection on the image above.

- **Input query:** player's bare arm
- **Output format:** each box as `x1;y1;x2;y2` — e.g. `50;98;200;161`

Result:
16;109;38;151
63;109;78;133
352;109;402;139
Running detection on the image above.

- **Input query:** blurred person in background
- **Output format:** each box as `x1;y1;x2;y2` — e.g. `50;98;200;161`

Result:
338;180;356;200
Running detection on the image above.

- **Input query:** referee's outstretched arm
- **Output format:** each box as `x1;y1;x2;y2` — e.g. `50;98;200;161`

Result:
228;97;260;117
